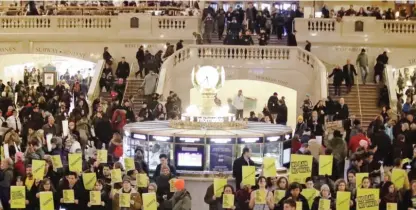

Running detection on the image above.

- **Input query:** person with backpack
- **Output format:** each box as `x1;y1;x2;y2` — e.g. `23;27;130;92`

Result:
108;132;123;162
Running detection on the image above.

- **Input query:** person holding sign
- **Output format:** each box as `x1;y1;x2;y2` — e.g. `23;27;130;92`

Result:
87;179;110;210
112;177;142;210
232;147;255;190
219;185;237;210
0;158;14;210
155;165;175;204
9;176;29;209
277;182;309;210
310;184;335;210
59;172;84;210
204;173;228;210
379;181;401;210
164;179;191;210
360;177;372;189
403;180;416;209
334;179;354;209
35;178;60;210
248;176;274;210
153;154;176;180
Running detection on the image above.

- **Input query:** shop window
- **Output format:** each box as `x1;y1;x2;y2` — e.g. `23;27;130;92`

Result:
130;17;139;28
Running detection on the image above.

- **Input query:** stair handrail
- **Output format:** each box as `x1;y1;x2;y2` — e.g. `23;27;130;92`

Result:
384;65;398;115
356;76;363;123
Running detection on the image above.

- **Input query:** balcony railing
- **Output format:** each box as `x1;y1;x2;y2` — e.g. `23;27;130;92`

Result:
295;17;416;45
0;14;199;41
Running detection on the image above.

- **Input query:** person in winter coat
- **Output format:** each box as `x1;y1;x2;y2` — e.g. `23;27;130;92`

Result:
87;179;111;210
112;109;127;133
112;177;142;210
156;165;175;208
343;59;358;93
0;158;13;210
328;65;344;96
276;99;288;125
103;47;113;65
165;179;191;210
203;13;214;43
58;172;87;210
371;125;393;164
311;184;335;210
141;71;159;103
379;181;402;210
100;64;113;92
136;46;145;78
108;132;123;162
267;92;279;123
116;57;130;80
277;182;309;210
232;147;255;190
356;48;369;85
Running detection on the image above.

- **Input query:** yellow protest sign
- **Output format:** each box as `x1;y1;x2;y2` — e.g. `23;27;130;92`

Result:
124;157;135;172
274;190;285;204
83;173;97;190
137;173;149;188
319;155;333;176
142;193;157;210
51;155;63;169
336;191;351;210
387;203;397;210
214;178;227;197
356;173;369;189
391;169;406;189
255;190;266;204
169;178;176;192
63;189;75;203
296;201;302;210
223;194;234;209
32;160;46;180
301;188;316;208
25;178;34;190
242;166;256;186
263;157;277;178
289;154;313;184
356;189;379;210
97;150;107;163
90;191;101;206
402;158;411;166
318;198;330;210
119;193;131;208
40;191;54;210
68;153;82;173
111;169;122;183
10;186;25;208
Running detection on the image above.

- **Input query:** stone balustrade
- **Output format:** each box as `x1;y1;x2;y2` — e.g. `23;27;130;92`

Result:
295;17;416;46
0;14;199;41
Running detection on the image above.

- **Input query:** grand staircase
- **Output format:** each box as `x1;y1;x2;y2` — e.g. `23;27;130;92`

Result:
329;83;381;130
210;32;287;45
123;78;146;114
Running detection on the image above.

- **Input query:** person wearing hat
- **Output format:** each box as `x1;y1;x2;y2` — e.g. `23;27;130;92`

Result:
294;115;307;136
112;177;142;210
311;184;335;210
164;179;191;210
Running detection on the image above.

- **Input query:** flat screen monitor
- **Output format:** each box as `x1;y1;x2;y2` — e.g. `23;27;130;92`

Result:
283;148;291;164
174;144;205;170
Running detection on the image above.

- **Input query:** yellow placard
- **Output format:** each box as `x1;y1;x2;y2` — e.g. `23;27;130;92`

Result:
111;169;122;183
296;201;302;210
90;191;101;206
356;189;379;210
319;155;333;176
63;189;75;203
387;203;398;210
289;154;313;184
40;191;54;210
402;158;411;165
10;186;26;208
356;173;369;189
391;169;406;189
318;198;330;210
301;189;316;208
255;190;266;204
68;153;82;173
169;178;176;192
336;191;351;210
137;173;149;188
273;190;285;204
124;157;135;172
119;193;131;208
32;160;46;180
213;178;227;197
143;192;157;210
83;173;97;190
51;155;63;169
25;178;34;190
263;157;277;178
222;194;234;209
242;166;256;186
97;150;107;163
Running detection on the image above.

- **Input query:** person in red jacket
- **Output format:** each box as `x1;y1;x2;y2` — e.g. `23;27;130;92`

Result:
291;135;302;154
14;152;25;177
349;129;370;153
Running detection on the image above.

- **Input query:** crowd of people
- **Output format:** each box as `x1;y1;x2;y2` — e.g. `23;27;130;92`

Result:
321;4;416;20
199;3;301;46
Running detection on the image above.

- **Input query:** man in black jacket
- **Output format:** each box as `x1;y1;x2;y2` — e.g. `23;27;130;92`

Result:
135;46;145;78
152;154;176;180
232;147;254;190
342;59;357;93
267;92;279;123
336;98;349;121
116;57;130;81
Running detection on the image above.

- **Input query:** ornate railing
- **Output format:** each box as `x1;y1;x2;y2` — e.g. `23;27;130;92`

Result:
156;45;328;101
87;59;105;106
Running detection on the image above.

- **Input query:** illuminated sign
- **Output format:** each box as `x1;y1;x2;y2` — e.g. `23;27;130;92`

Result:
196;117;224;123
285;134;291;140
210;138;232;144
132;134;146;140
240;138;259;143
267;136;281;142
150;136;171;142
175;137;204;144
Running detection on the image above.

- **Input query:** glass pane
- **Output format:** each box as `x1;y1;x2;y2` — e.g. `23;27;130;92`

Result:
147;142;173;171
263;142;283;167
237;144;263;165
261;3;270;10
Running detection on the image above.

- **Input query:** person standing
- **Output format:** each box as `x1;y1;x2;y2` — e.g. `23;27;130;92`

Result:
141;70;159;104
232;147;254;190
176;40;184;51
135;46;145;78
245;3;257;35
328;65;344;96
217;9;226;40
343;59;358;93
356;48;369;85
116;57;130;81
203;13;214;44
267;92;279;123
233;90;245;120
336;98;349;121
305;40;311;52
103;46;113;65
374;51;389;83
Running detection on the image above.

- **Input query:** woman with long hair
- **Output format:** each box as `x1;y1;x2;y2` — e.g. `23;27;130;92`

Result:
249;176;274;210
379;181;401;210
218;184;238;210
35;178;60;210
334;179;355;209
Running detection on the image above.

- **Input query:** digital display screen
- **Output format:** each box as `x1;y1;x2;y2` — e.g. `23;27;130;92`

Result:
174;144;205;170
177;152;203;167
283;148;291;164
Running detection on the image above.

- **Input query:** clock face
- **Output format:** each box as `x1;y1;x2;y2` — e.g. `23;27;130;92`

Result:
195;66;220;89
